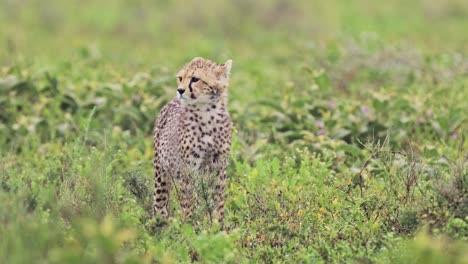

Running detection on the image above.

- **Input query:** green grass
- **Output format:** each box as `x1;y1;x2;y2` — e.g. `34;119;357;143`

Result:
1;0;467;263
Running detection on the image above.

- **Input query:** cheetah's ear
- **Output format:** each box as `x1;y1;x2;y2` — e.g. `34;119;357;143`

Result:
222;59;233;78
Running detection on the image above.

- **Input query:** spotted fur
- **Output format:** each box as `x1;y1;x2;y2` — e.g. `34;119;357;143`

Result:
152;57;233;223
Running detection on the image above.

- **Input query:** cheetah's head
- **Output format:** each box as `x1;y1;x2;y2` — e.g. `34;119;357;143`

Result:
175;57;232;105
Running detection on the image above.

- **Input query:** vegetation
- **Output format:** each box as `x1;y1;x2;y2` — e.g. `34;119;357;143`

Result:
1;0;467;263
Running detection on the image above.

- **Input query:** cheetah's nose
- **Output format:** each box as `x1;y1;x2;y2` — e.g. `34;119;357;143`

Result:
177;88;185;95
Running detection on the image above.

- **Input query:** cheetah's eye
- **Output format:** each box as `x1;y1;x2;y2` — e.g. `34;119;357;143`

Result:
177;77;182;82
191;77;200;83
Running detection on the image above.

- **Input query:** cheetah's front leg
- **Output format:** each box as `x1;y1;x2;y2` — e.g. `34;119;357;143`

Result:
214;167;227;224
180;176;195;220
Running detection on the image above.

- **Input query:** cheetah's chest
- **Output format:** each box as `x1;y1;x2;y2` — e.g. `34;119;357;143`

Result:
179;109;231;173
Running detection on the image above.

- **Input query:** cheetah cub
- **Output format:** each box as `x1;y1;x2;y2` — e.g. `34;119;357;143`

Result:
152;57;233;223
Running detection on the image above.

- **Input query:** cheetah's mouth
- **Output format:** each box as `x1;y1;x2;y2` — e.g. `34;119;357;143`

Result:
210;93;221;100
179;94;196;102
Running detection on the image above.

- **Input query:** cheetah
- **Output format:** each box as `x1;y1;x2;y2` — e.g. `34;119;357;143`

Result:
152;57;233;223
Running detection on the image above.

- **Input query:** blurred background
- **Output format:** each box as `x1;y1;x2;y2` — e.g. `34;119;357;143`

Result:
1;0;467;65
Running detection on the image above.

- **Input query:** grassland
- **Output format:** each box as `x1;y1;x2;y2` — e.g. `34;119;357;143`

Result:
1;0;467;263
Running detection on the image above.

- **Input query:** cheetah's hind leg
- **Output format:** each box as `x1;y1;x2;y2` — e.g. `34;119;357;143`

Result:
152;163;170;219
